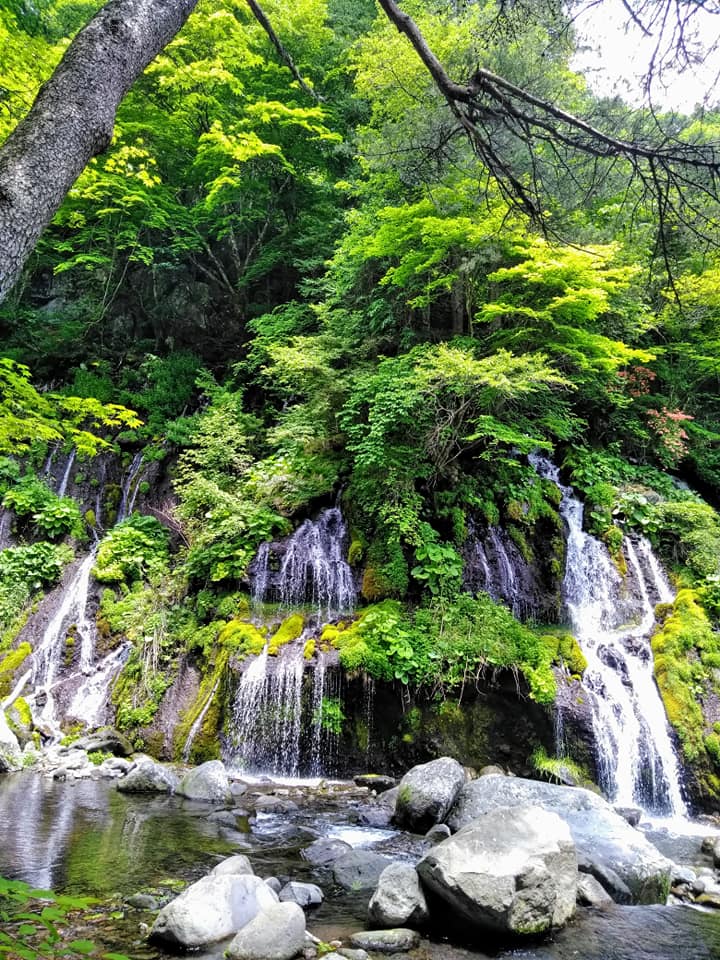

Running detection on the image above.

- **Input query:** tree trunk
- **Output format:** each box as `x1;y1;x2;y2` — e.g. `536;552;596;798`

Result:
0;0;199;304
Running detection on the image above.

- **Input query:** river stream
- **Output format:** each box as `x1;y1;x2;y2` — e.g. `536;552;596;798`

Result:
1;773;719;960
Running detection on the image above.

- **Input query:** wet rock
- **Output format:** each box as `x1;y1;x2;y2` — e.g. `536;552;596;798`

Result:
226;901;306;960
208;810;242;828
425;824;450;843
713;839;720;869
356;805;393;828
577;873;613;906
254;795;299;813
301;838;352;866
394;757;466;833
177;760;232;803
448;775;673;904
418;804;576;936
479;765;505;777
368;863;429;928
126;893;160;910
614;807;642;828
348;929;420;953
701;837;716;855
279;881;324;908
697;890;720;909
150;873;278;948
117;759;178;794
211;854;254;876
672;865;696;886
73;729;134;757
337;949;369;960
333;850;393;892
354;775;396;793
265;877;282;893
378;786;399;811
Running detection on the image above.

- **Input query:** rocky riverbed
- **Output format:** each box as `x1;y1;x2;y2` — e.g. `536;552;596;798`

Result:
2;746;720;960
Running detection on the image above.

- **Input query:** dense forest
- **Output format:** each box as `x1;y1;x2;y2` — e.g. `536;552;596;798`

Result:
2;0;720;807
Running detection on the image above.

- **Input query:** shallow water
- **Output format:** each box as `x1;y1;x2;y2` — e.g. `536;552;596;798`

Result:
1;773;720;960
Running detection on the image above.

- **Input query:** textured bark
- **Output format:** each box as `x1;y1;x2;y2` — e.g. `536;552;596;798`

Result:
0;0;199;304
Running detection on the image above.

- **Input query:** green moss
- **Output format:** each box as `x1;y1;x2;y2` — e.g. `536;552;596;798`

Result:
532;744;594;788
12;696;31;727
0;642;32;697
652;588;719;763
303;638;316;660
268;614;304;655
173;652;228;763
541;631;587;676
361;537;409;601
218;619;266;656
348;535;365;567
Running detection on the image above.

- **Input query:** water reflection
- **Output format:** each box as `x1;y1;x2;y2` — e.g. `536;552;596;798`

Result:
0;772;239;896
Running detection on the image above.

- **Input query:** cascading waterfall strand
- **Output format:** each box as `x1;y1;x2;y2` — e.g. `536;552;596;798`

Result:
530;454;687;817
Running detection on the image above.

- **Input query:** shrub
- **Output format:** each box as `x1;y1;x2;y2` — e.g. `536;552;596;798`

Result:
93;514;169;584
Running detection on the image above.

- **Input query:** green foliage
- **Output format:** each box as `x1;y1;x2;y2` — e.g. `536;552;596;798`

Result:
531;745;593;787
329;594;557;700
0;875;127;960
3;476;82;540
314;697;345;735
93;515;170;584
0;359;141;457
0;542;72;635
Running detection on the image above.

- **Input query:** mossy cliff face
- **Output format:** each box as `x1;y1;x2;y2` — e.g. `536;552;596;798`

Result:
652;589;720;806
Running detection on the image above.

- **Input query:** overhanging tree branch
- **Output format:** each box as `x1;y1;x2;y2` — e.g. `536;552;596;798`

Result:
0;0;200;304
378;0;720;251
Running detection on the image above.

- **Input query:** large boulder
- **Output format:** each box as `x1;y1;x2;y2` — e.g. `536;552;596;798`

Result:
301;837;352;866
417;804;577;937
0;710;22;772
117;759;178;794
210;854;254;877
177;760;232;803
333;850;393;892
394;757;465;833
368;863;429;928
448;775;672;904
151;873;278;948
226;901;306;960
279;881;324;908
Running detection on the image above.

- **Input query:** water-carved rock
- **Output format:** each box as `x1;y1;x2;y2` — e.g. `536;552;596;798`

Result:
368;863;429;928
393;756;465;832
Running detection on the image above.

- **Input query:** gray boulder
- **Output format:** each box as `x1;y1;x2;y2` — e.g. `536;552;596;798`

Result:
0;710;23;773
211;854;254;876
226;901;306;960
576;873;613;906
333;850;393;892
151;873;278;948
418;804;576;936
368;862;429;928
354;774;396;793
301;838;352;866
117;759;178;794
279;881;324;908
177;760;232;803
349;929;420;953
394;757;465;833
448;775;672;904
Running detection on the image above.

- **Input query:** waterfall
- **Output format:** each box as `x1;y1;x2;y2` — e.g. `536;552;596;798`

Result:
68;643;131;727
56;448;76;498
29;552;97;736
227;645;307;776
251;508;356;615
0;508;11;550
531;454;687;817
251;542;271;607
32;552;96;691
117;453;144;522
182;677;221;763
463;520;541;620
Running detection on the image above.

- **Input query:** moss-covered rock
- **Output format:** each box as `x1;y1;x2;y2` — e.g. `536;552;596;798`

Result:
218;619;266;656
0;642;32;698
268;614;304;655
